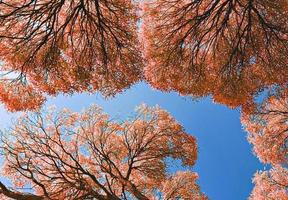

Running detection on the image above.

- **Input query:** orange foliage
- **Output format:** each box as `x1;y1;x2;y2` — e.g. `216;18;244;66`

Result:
242;93;288;199
241;95;288;166
162;171;208;200
142;0;288;108
0;80;45;111
0;104;207;200
249;166;288;200
0;0;287;111
0;0;143;111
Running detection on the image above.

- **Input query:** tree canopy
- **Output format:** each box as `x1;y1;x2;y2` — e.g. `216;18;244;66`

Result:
249;166;288;200
0;0;287;111
0;0;143;111
0;104;207;200
143;0;288;108
242;93;288;199
0;0;287;199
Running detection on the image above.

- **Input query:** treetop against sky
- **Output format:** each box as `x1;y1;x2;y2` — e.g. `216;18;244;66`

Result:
0;0;287;199
0;0;286;111
0;104;207;200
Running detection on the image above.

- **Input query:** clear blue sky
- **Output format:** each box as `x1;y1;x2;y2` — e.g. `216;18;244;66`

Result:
0;82;264;199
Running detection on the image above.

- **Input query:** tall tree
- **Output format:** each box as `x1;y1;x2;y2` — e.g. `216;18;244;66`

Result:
142;0;288;108
0;0;143;111
242;93;288;198
0;104;207;200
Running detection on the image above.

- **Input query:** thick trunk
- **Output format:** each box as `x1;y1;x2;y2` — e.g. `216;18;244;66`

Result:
0;181;44;200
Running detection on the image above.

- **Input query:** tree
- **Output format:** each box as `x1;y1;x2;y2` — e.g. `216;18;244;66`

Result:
241;93;288;198
0;104;207;200
241;95;288;166
142;0;288;108
249;166;288;200
0;0;143;111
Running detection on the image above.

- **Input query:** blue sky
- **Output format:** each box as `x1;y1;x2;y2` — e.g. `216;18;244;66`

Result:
0;82;264;199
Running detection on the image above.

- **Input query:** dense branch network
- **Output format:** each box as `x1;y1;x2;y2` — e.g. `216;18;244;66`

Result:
0;0;143;111
0;0;287;111
0;104;207;200
143;0;288;107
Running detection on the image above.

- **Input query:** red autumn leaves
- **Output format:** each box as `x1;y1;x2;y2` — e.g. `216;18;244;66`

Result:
0;0;287;111
242;95;288;199
0;105;207;200
0;0;287;199
0;0;143;111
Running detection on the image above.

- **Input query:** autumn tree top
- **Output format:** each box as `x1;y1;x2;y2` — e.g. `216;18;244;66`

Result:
0;0;287;111
0;0;143;111
142;0;288;108
0;104;207;200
